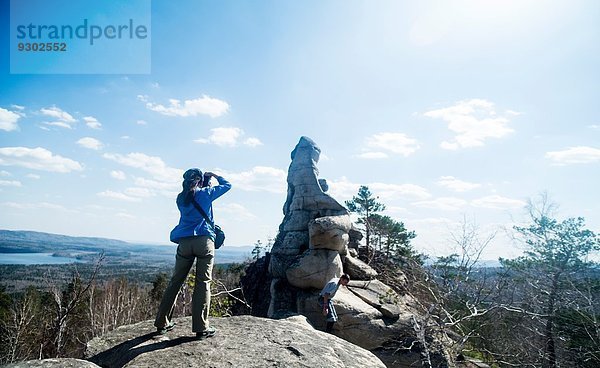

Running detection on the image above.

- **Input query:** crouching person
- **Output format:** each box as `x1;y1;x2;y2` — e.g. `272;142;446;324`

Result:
318;274;350;333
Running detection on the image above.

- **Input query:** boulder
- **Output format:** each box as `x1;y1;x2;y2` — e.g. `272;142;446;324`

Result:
269;253;294;279
348;226;363;250
347;280;407;319
286;249;343;289
267;278;298;318
85;315;386;368
3;359;99;368
271;231;308;256
297;288;410;350
282;210;314;232
344;255;378;280
308;215;351;252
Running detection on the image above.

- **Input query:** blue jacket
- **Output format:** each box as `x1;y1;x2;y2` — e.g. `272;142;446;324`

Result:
170;176;231;243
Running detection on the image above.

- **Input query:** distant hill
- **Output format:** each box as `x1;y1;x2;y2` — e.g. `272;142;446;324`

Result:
0;229;132;252
0;230;254;265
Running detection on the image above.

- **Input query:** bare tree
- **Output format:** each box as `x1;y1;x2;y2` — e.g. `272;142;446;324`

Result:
394;216;500;366
1;288;39;364
45;254;103;357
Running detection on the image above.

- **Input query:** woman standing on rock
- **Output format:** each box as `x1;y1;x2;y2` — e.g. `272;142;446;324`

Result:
154;168;231;338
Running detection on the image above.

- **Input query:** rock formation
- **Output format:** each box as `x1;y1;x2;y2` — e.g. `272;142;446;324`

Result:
84;315;386;368
3;359;100;368
244;136;453;367
269;136;368;317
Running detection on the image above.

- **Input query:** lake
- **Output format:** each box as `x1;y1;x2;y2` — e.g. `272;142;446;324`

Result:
0;253;84;265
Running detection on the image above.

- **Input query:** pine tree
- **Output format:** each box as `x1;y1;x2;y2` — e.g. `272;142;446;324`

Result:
345;185;385;260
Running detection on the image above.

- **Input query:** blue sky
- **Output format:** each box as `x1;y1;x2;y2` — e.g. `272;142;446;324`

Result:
1;0;599;260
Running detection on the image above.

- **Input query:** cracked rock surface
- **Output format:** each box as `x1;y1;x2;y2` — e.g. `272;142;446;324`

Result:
3;359;100;368
85;315;385;368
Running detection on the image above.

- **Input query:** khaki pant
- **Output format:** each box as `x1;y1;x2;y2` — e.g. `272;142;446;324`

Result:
154;236;214;332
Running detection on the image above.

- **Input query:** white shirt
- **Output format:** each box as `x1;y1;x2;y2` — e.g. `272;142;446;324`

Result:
319;277;340;299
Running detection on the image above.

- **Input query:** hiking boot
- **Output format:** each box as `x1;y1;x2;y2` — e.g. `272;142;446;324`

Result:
156;322;176;335
196;326;216;339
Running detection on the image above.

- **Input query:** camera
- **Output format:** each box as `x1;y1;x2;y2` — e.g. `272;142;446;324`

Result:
202;174;211;187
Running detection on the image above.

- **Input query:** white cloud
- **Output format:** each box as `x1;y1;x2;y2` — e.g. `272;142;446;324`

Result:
26;174;41;180
327;177;431;202
110;170;126;180
383;205;410;216
42;121;74;129
0;147;83;173
356;152;389;159
83;116;102;129
0;180;21;187
545;146;600;165
0;170;10;176
196;127;262;148
115;212;136;219
412;197;467;211
133;177;178;191
471;195;526;210
0;107;21;131
144;95;229;118
11;105;25;110
424;99;516;149
370;182;432;201
196;127;242;147
218;203;257;220
136;120;148;125
40;106;76;124
77;137;103;150
1;201;70;211
244;137;263;147
124;187;155;198
408;217;455;227
326;177;362;200
588;124;600;131
223;166;287;194
364;132;420;157
40;106;82;130
103;152;181;183
97;190;141;202
437;176;481;192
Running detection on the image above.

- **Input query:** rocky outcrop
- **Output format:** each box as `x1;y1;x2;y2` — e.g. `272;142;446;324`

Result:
84;315;386;368
242;137;454;368
347;226;363;250
347;280;407;319
268;136;353;317
344;255;378;280
308;215;351;253
3;359;99;368
286;249;343;289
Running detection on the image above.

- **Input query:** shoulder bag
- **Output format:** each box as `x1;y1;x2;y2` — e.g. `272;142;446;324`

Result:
191;199;225;249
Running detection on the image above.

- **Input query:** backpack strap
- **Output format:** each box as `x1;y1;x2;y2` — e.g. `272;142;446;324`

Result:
191;198;215;231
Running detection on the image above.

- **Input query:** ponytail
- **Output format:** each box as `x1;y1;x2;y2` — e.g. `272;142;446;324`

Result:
176;179;195;205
